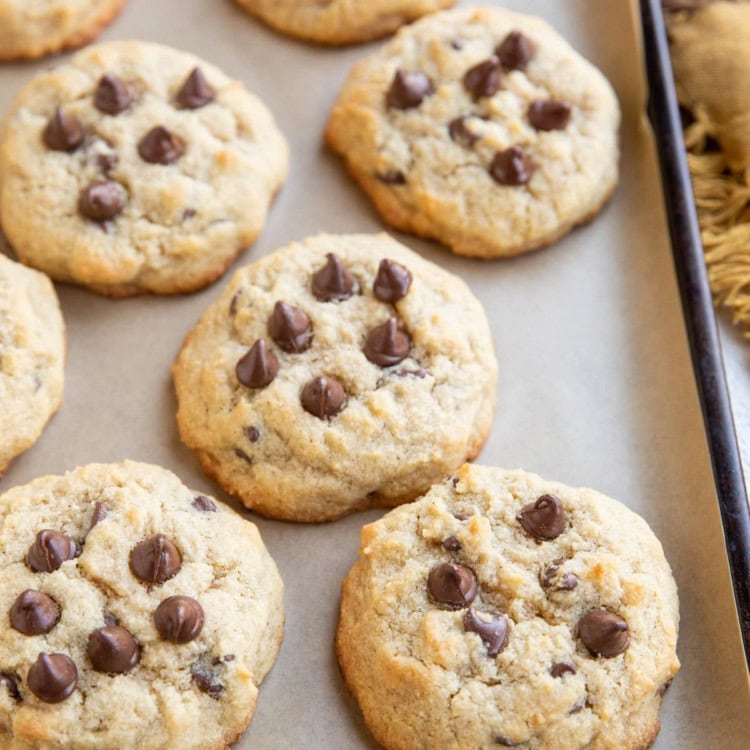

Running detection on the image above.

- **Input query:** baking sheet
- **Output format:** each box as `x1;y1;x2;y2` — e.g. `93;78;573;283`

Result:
0;0;748;747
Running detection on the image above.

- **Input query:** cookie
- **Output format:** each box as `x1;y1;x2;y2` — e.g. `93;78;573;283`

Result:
325;7;620;258
0;41;289;297
233;0;456;46
173;232;498;522
338;464;680;750
0;461;284;749
0;0;127;61
0;254;65;476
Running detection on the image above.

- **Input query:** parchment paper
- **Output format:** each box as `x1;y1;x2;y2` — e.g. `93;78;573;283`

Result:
0;0;748;747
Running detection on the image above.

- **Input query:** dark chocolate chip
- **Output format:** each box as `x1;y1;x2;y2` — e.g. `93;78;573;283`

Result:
528;100;571;131
541;560;578;591
496;31;535;70
495;736;520;746
91;501;109;529
94;74;133;115
0;673;21;702
27;653;77;703
192;495;217;512
244;425;260;443
87;626;140;674
489;147;534;186
312;253;356;302
386;69;434;110
376;169;407;185
373;259;412;303
138;126;185;164
300;376;346;419
464;608;509;657
27;530;77;573
578;609;629;658
10;590;60;636
78;180;124;222
97;152;118;173
427;562;478;609
176;67;215;109
103;612;118;627
191;660;224;698
550;661;577;678
129;534;181;584
517;494;566;540
364;318;411;367
442;535;461;551
234;448;253;465
448;116;481;147
154;596;205;644
463;57;503;99
236;339;279;389
268;301;313;353
42;109;84;152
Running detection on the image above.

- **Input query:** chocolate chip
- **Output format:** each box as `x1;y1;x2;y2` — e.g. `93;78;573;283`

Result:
182;208;196;220
442;535;461;551
27;530;77;573
191;660;224;698
463;57;503;99
496;31;535;70
550;661;577;678
234;448;253;465
192;495;217;512
78;180;124;222
87;626;140;674
97;152;118;174
94;74;133;115
578;609;629;658
91;501;109;529
376;170;406;185
176;67;215;109
528;100;571;131
568;700;585;715
9;590;60;636
364;318;411;367
301;376;346;419
236;339;279;389
244;425;260;443
0;673;21;703
464;608;509;657
373;259;412;303
427;562;478;609
448;116;481;147
27;653;77;703
129;534;181;584
450;38;464;51
495;736;520;746
541;559;578;591
213;654;235;664
394;367;427;378
489;147;534;186
268;301;313;353
154;596;205;643
103;612;118;627
42;108;84;152
312;253;356;302
517;494;566;540
386;69;434;109
138;126;185;165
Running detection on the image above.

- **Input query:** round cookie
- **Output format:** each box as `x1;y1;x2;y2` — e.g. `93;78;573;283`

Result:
338;464;680;750
325;7;621;258
0;0;127;61
0;461;284;750
0;41;289;297
173;232;498;522
0;254;65;476
233;0;456;46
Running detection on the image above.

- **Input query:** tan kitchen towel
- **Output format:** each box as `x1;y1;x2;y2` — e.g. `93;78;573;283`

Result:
668;1;750;336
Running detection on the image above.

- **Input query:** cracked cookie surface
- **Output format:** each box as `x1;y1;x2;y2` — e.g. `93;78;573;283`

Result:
0;461;284;750
233;0;455;46
338;464;680;750
325;7;620;258
0;254;64;476
173;233;498;522
0;41;289;296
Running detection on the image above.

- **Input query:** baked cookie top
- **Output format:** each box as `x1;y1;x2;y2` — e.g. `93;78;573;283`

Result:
0;41;288;296
0;0;126;61
325;7;620;258
338;464;680;750
173;233;498;522
0;461;284;750
233;0;455;46
0;254;65;476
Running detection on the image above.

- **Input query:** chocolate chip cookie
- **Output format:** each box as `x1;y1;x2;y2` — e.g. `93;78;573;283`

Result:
0;254;65;476
0;0;127;61
233;0;455;46
0;461;284;749
173;233;498;522
338;464;680;749
325;7;620;258
0;41;288;296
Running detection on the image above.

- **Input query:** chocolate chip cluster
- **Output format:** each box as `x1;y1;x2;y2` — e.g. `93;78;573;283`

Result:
42;67;215;224
4;497;218;705
233;255;415;423
382;31;572;188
